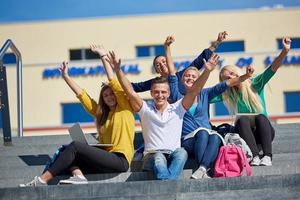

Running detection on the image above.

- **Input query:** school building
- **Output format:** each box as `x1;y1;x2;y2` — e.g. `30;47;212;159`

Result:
1;8;300;135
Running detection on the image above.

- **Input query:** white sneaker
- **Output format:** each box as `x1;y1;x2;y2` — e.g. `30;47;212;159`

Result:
191;166;211;179
19;176;46;187
59;175;88;185
260;156;272;166
250;156;261;166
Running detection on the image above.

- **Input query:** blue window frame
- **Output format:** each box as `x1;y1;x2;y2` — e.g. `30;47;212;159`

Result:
136;46;150;57
3;53;16;64
62;103;94;124
154;45;164;56
277;37;300;49
284;91;300;112
136;45;164;57
214;102;229;116
216;41;245;53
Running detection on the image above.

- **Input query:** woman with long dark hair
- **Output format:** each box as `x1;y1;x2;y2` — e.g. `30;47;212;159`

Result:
20;45;135;186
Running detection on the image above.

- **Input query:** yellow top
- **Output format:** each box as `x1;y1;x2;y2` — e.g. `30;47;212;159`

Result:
77;78;135;164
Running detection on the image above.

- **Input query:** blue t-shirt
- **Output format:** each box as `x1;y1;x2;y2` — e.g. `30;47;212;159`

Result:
168;75;228;137
132;48;213;94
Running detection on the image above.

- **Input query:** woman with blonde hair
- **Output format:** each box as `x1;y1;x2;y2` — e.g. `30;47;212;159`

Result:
165;35;252;179
218;37;291;166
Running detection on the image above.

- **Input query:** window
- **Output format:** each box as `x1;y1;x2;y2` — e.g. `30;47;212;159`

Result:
62;103;94;124
136;45;164;57
85;49;99;59
69;48;99;60
214;102;229;116
70;49;83;60
3;53;16;64
284;91;300;112
277;37;300;49
215;41;245;53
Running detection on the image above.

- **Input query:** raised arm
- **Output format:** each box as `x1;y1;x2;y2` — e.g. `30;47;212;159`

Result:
209;31;228;52
90;44;114;81
164;35;176;76
107;51;143;112
59;61;83;96
178;31;227;77
271;37;291;72
182;54;219;110
226;66;254;87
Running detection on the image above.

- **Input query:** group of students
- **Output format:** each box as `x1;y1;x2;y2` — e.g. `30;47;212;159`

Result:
21;32;291;186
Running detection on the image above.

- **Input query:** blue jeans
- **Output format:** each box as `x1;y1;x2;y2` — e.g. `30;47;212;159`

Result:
182;130;221;170
142;148;188;180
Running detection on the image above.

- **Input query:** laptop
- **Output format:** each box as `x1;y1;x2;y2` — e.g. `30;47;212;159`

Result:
235;113;258;127
68;123;113;147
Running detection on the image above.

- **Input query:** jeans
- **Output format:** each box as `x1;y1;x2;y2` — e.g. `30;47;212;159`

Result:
142;148;188;180
182;130;221;170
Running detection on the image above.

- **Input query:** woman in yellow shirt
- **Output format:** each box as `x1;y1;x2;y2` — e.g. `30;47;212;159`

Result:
21;45;135;187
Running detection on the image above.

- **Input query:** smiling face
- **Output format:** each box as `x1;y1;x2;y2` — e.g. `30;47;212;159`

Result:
150;82;170;109
102;87;117;109
153;56;169;77
182;67;200;89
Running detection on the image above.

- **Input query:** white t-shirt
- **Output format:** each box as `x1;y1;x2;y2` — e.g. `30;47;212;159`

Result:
138;99;186;153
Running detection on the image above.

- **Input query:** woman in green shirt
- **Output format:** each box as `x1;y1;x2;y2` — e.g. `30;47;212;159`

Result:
218;37;291;167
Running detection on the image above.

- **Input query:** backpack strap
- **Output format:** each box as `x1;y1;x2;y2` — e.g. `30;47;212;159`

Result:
238;146;252;176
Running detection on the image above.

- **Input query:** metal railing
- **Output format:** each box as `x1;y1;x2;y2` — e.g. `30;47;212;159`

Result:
0;39;23;138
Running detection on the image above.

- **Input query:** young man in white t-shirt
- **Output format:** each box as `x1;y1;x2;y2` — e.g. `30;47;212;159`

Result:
108;51;219;180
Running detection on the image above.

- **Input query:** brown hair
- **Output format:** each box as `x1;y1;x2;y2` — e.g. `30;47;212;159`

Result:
95;84;111;133
150;76;169;89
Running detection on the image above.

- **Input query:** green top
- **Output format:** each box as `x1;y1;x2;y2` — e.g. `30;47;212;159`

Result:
211;66;275;117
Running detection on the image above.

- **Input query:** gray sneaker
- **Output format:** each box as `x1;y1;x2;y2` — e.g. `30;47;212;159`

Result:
260;156;272;166
59;175;88;185
191;166;211;179
19;176;46;187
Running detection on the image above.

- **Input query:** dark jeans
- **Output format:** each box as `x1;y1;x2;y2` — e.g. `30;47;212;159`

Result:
182;130;221;169
48;141;129;176
235;114;275;157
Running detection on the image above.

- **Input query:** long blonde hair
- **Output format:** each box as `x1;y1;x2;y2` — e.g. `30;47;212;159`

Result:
219;65;263;114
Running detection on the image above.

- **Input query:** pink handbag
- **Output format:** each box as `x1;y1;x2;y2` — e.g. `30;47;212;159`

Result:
214;145;251;178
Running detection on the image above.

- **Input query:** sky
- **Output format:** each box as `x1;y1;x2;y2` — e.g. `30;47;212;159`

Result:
0;0;300;24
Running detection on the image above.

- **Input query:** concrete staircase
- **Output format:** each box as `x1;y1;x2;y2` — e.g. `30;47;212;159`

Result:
0;123;299;199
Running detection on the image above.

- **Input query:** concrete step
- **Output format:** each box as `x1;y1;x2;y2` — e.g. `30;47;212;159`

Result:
1;123;298;148
2;132;144;148
0;170;193;188
84;187;300;200
1;157;300;181
0;173;299;200
1;137;300;157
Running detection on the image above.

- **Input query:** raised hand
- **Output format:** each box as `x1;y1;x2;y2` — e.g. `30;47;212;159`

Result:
217;31;228;42
282;37;291;52
164;35;175;46
59;61;69;77
107;51;121;72
203;53;220;72
90;44;107;57
245;65;254;78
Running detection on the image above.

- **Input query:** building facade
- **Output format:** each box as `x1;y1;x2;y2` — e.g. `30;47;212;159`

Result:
1;8;300;135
